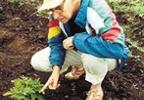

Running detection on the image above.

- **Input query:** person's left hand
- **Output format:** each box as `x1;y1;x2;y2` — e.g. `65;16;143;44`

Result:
63;36;74;50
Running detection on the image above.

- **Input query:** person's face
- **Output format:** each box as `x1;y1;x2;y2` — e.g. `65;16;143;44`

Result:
50;0;81;23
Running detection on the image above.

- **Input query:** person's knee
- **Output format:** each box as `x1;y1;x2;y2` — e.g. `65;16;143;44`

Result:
81;53;108;75
30;52;51;72
30;53;40;71
30;53;44;70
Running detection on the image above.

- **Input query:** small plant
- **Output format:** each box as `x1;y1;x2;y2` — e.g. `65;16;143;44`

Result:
3;76;44;100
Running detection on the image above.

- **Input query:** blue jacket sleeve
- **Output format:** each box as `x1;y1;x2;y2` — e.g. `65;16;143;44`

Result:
72;32;128;59
48;33;66;68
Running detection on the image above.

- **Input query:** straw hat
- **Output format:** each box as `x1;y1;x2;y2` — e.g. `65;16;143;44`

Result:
38;0;64;12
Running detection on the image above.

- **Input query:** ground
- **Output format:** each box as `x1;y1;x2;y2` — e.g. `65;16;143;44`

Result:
0;1;144;100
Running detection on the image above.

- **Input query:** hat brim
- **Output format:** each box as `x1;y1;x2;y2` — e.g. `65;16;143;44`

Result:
38;0;64;12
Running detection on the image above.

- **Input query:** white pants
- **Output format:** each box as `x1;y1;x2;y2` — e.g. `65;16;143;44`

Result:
30;47;117;85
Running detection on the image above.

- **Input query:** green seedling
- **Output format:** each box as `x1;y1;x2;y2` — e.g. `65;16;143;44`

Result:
3;76;44;100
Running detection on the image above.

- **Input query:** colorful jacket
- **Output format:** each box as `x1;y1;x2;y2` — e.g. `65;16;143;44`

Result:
48;0;129;68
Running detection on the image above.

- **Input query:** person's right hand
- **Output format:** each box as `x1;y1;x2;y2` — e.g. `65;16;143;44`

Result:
63;36;74;50
39;66;60;94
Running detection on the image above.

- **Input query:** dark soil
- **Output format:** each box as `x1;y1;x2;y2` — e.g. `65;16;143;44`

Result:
0;1;144;100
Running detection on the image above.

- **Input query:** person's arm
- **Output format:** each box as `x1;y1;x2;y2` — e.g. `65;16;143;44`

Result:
48;33;66;68
88;0;123;42
47;19;66;68
40;19;66;93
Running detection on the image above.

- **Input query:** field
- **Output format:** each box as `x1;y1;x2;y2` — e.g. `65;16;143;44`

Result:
0;0;144;100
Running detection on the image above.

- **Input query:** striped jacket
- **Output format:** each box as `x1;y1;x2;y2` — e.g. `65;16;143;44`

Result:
48;0;129;68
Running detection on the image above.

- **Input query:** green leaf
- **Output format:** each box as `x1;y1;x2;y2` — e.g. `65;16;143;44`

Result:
4;76;44;100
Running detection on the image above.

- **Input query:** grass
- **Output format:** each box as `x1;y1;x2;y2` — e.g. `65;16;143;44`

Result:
108;0;144;17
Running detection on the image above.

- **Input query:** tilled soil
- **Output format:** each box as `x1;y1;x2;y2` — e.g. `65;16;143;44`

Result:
0;1;144;100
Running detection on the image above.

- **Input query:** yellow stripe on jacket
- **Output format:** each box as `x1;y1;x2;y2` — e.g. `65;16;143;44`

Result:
48;26;61;39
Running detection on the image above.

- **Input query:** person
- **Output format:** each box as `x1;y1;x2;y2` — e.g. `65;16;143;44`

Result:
30;0;129;99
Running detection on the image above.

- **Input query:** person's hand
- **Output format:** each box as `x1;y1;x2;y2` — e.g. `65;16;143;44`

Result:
39;66;60;94
63;36;74;50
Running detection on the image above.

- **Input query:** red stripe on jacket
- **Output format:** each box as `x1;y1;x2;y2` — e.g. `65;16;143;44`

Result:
100;11;121;41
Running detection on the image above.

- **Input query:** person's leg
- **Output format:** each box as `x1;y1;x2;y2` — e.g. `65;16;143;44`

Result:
64;50;85;80
62;50;83;73
30;47;83;73
81;53;117;100
30;47;52;72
